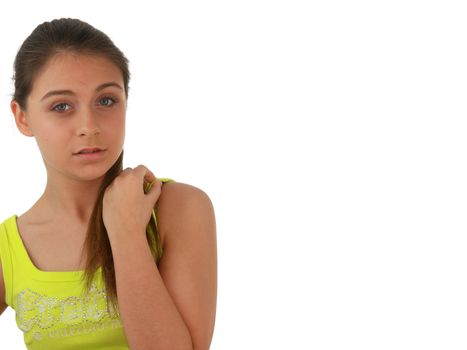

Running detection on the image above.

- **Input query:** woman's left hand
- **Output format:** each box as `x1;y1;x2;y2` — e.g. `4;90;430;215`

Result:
102;165;163;244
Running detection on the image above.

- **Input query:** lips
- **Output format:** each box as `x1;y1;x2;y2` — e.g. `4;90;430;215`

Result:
74;147;105;155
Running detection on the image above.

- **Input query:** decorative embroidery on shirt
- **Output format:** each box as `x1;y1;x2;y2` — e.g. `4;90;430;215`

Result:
17;282;122;341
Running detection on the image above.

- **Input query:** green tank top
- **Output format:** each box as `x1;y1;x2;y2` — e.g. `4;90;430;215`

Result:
0;177;175;349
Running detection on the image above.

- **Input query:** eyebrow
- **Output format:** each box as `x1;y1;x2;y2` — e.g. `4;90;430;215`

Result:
40;82;124;101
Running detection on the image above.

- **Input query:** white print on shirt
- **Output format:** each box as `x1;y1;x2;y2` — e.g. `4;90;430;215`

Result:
16;282;122;341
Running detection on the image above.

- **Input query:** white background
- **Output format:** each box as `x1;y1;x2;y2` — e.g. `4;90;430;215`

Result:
0;0;466;349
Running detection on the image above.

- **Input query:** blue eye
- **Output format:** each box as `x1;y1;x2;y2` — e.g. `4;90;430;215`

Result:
99;96;117;106
52;103;71;112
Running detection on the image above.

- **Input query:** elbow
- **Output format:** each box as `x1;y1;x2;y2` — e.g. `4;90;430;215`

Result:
162;337;193;350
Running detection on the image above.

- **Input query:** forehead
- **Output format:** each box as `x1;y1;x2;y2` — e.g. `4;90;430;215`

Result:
30;52;123;99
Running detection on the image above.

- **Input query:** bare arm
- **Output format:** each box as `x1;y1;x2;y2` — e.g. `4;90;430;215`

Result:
110;183;217;350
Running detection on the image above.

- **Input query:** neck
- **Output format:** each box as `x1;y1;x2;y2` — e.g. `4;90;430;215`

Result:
33;175;105;225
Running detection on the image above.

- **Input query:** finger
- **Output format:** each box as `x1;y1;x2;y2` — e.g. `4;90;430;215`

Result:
143;174;161;193
120;167;132;175
134;165;156;183
145;178;163;198
145;171;156;183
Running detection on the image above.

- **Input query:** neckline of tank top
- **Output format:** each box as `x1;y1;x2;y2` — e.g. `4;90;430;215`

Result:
11;214;102;282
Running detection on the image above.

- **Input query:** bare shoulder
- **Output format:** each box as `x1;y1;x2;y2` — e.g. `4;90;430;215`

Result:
155;181;215;244
158;181;212;208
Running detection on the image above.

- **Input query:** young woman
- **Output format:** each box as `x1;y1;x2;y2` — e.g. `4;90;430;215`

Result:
0;18;217;350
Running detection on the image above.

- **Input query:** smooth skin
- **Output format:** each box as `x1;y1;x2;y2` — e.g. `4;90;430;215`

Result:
0;52;217;349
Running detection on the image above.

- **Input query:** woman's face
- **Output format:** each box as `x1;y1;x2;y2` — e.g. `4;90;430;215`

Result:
12;52;127;182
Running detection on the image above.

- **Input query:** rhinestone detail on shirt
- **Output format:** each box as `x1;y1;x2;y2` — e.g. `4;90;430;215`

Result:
17;282;122;340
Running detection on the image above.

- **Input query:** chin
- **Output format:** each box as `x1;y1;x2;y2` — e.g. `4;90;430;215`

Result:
66;165;109;182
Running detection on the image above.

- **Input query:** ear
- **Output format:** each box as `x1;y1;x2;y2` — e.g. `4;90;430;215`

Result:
10;100;34;137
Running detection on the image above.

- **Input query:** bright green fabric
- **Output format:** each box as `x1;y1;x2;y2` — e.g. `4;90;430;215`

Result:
0;177;175;349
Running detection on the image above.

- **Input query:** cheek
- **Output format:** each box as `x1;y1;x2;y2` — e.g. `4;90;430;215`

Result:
102;115;125;147
106;114;125;134
34;124;70;151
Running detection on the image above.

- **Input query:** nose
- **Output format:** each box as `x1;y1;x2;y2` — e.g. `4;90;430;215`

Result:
76;109;100;136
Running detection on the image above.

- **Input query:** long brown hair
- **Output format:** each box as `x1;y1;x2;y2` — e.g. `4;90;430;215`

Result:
11;18;162;313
